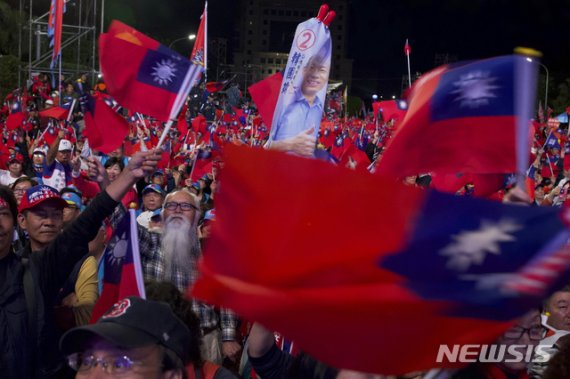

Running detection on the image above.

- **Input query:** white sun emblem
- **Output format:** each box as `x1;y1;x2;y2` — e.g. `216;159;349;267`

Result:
107;232;128;266
151;59;178;86
440;219;522;271
451;70;499;108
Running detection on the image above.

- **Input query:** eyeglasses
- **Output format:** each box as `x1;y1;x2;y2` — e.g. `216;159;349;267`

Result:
67;353;146;375
164;202;198;211
503;325;545;341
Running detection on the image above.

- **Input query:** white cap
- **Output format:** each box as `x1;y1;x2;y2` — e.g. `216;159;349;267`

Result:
45;99;54;105
33;146;47;155
58;139;73;151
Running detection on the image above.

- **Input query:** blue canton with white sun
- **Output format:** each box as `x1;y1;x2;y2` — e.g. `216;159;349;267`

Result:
137;50;191;94
430;55;516;122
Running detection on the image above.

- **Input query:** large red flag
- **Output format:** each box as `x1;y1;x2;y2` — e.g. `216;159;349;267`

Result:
39;106;69;120
6;112;26;131
190;149;213;181
377;55;538;177
248;72;283;131
177;104;189;136
371;99;407;123
192;145;570;375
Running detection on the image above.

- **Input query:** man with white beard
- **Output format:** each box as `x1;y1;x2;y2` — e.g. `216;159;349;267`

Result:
108;187;242;366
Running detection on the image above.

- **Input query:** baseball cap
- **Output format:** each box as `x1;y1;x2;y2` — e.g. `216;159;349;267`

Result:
8;153;23;164
142;184;165;196
32;147;47;156
60;185;83;198
19;185;68;213
151;169;164;177
60;297;192;362
58;139;73;152
61;192;83;209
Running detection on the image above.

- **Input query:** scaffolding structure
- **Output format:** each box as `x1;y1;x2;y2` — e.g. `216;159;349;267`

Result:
18;0;101;88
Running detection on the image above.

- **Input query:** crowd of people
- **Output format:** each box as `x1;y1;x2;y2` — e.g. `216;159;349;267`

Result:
1;70;570;379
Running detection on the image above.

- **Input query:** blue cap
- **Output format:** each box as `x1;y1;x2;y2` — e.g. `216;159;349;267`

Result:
142;184;165;196
61;192;83;209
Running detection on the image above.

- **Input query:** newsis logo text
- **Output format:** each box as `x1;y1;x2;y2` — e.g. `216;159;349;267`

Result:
436;344;552;363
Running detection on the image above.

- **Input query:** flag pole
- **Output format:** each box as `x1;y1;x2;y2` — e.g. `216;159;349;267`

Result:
38;121;52;142
155;120;172;150
546;153;554;177
407;55;411;88
66;98;76;122
58;55;62;105
514;47;540;192
403;39;412;88
204;1;208;83
189;148;199;180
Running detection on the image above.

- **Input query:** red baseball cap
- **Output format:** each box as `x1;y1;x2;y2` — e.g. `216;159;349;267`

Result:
8;153;23;164
19;185;68;213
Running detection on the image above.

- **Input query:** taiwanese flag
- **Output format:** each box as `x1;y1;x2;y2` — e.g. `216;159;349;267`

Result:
99;21;199;121
91;209;146;322
156;150;172;170
81;93;130;154
191;145;570;375
341;143;371;171
190;149;213;181
177;104;189;136
330;134;350;160
192;115;210;143
39;106;69;120
544;129;562;150
47;0;64;68
248;72;283;130
190;4;206;70
378;55;538;178
372;100;408;123
206;81;225;93
6;101;26;131
42;121;60;146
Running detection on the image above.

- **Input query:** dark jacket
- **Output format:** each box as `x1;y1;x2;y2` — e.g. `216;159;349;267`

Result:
0;191;118;378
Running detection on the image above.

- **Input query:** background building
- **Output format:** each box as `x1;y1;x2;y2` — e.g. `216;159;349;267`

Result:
230;0;352;90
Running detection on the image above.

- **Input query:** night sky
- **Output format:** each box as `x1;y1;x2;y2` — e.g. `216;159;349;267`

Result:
110;0;570;99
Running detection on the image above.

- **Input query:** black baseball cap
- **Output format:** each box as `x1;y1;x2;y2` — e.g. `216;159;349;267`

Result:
60;297;192;362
